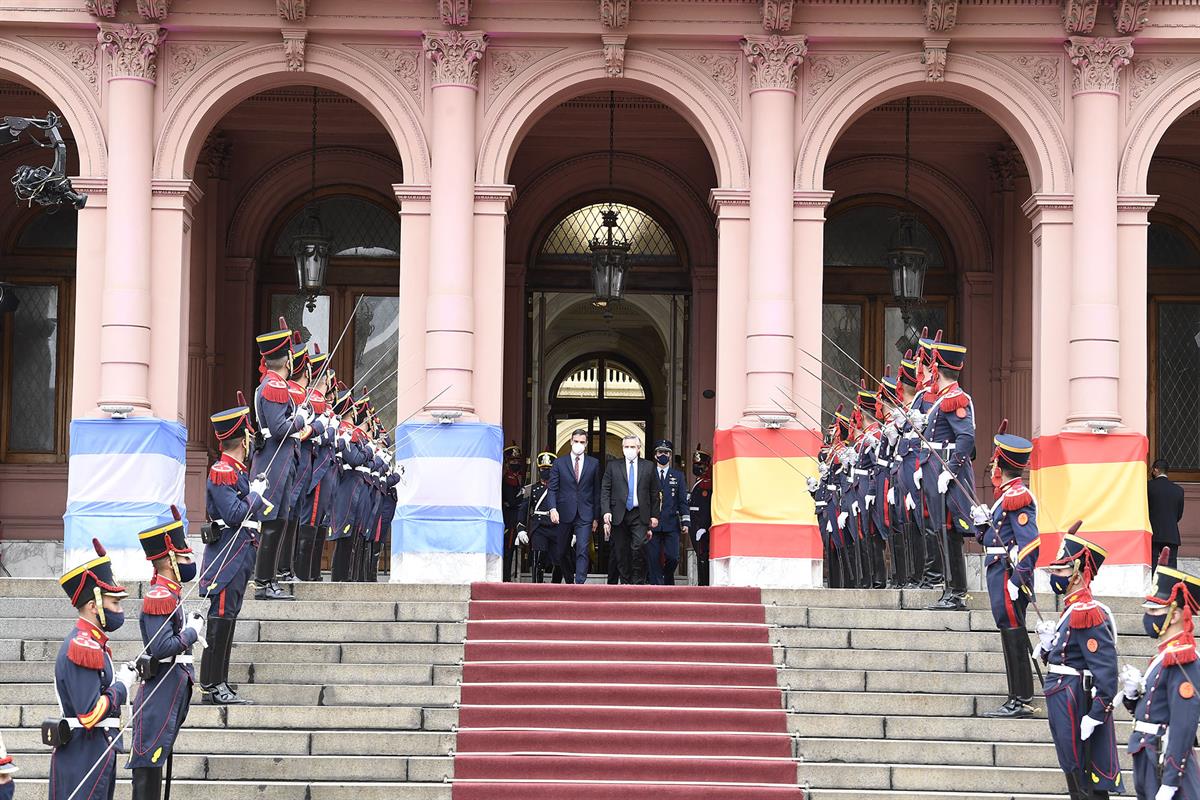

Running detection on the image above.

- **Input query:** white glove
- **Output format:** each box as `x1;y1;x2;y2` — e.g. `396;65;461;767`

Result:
248;477;268;498
970;504;990;526
818;461;830;479
1079;714;1101;741
516;528;529;546
887;487;895;505
115;663;138;695
904;494;916;511
912;467;922;489
570;534;577;548
1036;620;1056;653
1007;580;1020;601
295;405;313;426
843;449;858;467
695;528;706;540
885;424;899;446
338;431;352;447
1157;786;1178;800
907;409;926;429
1121;664;1143;699
937;470;953;494
381;451;392;464
889;408;906;427
837;512;849;530
185;612;208;649
807;477;819;493
851;501;860;516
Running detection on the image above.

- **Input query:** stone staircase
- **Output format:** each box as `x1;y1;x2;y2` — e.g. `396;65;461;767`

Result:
0;578;1155;799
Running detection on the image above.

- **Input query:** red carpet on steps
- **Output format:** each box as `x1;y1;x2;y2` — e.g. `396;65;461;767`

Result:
452;582;804;799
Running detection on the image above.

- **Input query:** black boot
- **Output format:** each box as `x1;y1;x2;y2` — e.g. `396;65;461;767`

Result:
919;524;944;588
906;521;925;587
275;517;299;583
331;537;353;581
310;525;329;581
870;533;886;589
531;551;545;584
253;520;292;600
947;531;968;600
294;524;317;582
926;528;965;610
202;618;251;704
131;766;163;800
982;627;1018;717
368;540;382;582
993;626;1036;717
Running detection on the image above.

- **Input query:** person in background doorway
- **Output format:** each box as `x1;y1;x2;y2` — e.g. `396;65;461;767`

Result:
688;446;713;586
501;444;526;582
647;439;689;585
1149;458;1185;569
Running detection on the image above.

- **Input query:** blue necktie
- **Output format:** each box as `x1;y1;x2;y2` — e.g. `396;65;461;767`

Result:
626;460;635;511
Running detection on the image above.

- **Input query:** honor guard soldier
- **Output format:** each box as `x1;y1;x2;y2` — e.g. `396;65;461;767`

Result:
516;452;557;583
648;439;689;586
199;398;265;705
809;444;838;589
1124;551;1200;800
970;427;1040;718
893;350;931;588
49;540;138;800
250;319;312;600
502;445;526;582
832;409;863;588
0;732;16;800
688;446;713;587
128;512;206;800
328;387;365;581
854;385;887;589
916;339;975;610
277;332;314;584
1036;524;1126;799
296;346;335;581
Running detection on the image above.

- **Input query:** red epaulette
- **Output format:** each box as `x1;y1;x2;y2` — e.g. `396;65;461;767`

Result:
1164;637;1199;667
1002;487;1034;512
351;428;366;443
1068;599;1107;629
261;377;290;404
67;632;106;669
142;584;178;616
209;461;238;486
939;389;971;412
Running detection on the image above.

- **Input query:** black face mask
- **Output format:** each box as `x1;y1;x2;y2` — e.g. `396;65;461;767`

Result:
656;454;671;466
101;610;125;632
1143;611;1168;638
539;468;551;481
1050;574;1071;595
177;561;197;583
693;464;706;477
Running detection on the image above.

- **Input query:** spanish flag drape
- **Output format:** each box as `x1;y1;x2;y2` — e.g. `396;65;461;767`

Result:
1029;432;1151;567
710;427;823;560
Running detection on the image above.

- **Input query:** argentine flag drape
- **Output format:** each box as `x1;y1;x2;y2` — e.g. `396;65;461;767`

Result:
64;418;189;580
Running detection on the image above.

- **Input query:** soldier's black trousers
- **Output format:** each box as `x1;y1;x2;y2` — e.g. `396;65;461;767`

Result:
131;766;162;800
331;537;353;581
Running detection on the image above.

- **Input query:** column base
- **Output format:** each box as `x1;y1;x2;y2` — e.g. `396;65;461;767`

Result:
391;551;501;583
711;556;822;588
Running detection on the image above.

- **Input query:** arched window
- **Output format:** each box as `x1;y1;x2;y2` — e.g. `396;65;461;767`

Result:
548;355;652;460
539;203;678;266
1150;219;1200;474
824;204;946;268
272;194;399;259
16;208;77;251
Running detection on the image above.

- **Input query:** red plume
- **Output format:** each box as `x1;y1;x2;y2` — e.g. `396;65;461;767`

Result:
170;505;181;522
1160;546;1172;566
1068;520;1084;536
920;326;928;340
311;343;322;355
278;316;288;330
236;390;247;407
834;403;844;415
904;349;913;360
93;538;106;557
934;329;943;342
884;364;892;378
860;378;867;390
996;418;1009;436
291;331;302;345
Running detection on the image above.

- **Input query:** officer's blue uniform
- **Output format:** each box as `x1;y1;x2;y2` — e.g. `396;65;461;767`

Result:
201;453;258;619
982;478;1040;628
647;457;689;586
1043;586;1126;794
688;448;713;587
1128;635;1200;799
250;368;302;522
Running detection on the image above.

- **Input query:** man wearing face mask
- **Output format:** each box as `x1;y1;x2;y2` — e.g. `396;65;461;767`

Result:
501;444;527;582
516;452;558;583
1037;524;1126;799
646;440;689;585
0;732;16;800
688;446;713;587
548;429;602;583
128;511;205;800
1124;552;1200;800
601;435;662;585
969;427;1040;719
50;539;138;800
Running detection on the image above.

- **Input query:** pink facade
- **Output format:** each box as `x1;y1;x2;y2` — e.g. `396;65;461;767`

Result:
0;0;1198;579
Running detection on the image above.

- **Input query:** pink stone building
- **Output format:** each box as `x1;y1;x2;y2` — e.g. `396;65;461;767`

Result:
0;0;1196;584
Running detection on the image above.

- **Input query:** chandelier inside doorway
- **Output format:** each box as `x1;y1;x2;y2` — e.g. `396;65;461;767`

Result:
589;91;631;316
886;97;930;352
292;87;333;312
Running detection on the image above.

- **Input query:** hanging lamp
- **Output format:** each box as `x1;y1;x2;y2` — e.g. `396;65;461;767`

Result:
886;97;930;345
292;86;332;312
589;90;631;311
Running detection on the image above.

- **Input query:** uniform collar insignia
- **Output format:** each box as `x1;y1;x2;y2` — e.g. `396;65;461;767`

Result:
219;452;247;471
75;617;108;646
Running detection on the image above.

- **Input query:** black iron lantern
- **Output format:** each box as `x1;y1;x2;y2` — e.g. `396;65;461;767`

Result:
292;87;331;312
886;97;929;346
590;91;630;310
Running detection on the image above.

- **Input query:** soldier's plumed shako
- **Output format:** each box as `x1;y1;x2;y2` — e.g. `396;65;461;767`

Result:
289;331;308;371
931;340;967;371
504;444;523;461
309;343;329;376
834;404;852;440
59;538;128;607
211;391;252;442
879;366;899;403
693;445;712;468
1047;522;1107;574
898;350;919;387
138;507;192;561
994;433;1033;471
654;439;674;452
536;452;556;469
1145;554;1200;612
255;323;291;358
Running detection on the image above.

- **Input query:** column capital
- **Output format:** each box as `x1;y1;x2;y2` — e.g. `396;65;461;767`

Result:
474;183;517;213
740;34;807;93
393;183;432;213
1065;36;1134;95
793;189;834;221
1022;192;1073;218
423;30;488;88
1116;193;1158;214
709;187;751;217
98;22;166;82
151;178;203;209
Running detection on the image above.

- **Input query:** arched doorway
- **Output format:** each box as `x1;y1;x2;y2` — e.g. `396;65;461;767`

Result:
548;354;653;461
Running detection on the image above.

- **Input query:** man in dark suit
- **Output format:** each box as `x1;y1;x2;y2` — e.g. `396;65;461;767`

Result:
548;428;601;584
601;434;662;585
1148;458;1185;568
647;439;690;585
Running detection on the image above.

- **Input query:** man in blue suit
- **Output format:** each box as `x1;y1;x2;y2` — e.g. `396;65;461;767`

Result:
548;428;601;584
646;439;689;585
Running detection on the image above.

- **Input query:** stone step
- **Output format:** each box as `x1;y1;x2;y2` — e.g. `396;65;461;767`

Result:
15;703;458;731
810;792;1070;800
0;682;458;707
787;713;1134;744
0;727;451;756
0;597;441;622
796;737;1106;769
10;780;453;800
0;618;260;643
0;579;470;603
17;640;346;663
795;762;1131;794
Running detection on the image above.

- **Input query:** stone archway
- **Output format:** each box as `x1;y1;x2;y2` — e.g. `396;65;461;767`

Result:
1120;63;1200;195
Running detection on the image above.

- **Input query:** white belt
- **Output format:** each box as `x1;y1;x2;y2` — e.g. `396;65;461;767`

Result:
160;655;193;665
902;432;920;440
984;547;1008;555
853;469;870;477
1134;720;1166;735
244;520;261;532
355;466;371;473
815;501;828;508
926;441;951;450
1047;664;1092;677
212;518;225;527
289;431;303;440
67;718;121;730
825;485;837;491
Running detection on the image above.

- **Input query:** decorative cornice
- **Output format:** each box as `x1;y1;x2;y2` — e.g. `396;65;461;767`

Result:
924;0;958;31
150;178;204;210
1113;0;1151;34
794;189;835;207
423;29;487;88
438;0;471;27
710;187;751;215
1116;193;1158;213
1062;0;1098;34
922;38;949;82
1066;36;1133;94
602;34;627;78
278;0;306;22
600;0;631;30
86;0;117;18
761;0;794;33
1022;192;1074;218
98;22;166;82
393;183;433;204
282;29;307;72
741;34;806;93
474;183;517;211
136;0;169;20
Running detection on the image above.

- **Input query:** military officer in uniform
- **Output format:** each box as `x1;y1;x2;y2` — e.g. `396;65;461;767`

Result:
853;385;887;589
502;445;526;582
1036;525;1126;799
516;452;558;583
129;513;205;800
916;340;975;610
648;439;689;586
199;398;265;705
50;540;138;800
1124;553;1200;800
970;428;1040;718
688;446;713;587
296;346;336;581
0;732;16;800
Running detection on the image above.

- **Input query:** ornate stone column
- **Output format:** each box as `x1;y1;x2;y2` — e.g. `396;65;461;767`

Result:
1116;193;1157;434
740;34;806;420
422;30;487;416
473;184;516;426
69;177;108;418
791;190;833;425
709;189;751;429
96;22;165;413
1064;36;1133;428
1023;193;1074;437
394;184;432;425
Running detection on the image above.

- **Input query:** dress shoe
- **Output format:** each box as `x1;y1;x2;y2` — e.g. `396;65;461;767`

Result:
982;698;1034;718
925;595;966;611
202;682;252;705
253;581;294;601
